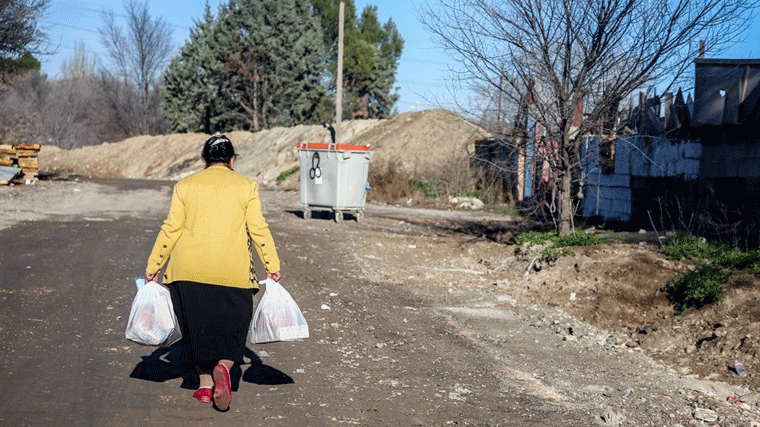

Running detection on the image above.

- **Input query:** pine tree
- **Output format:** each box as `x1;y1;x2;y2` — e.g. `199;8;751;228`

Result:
162;5;227;133
310;1;403;120
346;6;402;119
162;0;327;133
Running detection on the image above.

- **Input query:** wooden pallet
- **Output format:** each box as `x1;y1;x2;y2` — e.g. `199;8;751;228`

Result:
1;142;41;184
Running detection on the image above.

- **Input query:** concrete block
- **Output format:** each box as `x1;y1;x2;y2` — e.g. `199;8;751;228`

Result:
600;199;614;216
615;147;630;173
598;173;630;188
724;146;741;163
674;157;697;176
683;159;701;179
724;160;738;178
667;146;680;163
630;152;652;176
612;199;632;216
649;162;663;177
683;142;702;159
605;187;631;204
737;159;760;178
673;159;682;176
630;163;646;177
609;209;630;222
582;197;599;217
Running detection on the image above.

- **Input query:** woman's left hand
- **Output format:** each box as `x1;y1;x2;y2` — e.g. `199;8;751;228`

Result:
145;271;160;283
267;271;282;282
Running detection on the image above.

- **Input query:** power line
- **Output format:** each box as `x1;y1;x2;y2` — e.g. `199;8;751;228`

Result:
49;0;106;17
397;79;449;88
402;57;448;66
49;0;190;31
42;20;101;36
51;42;105;55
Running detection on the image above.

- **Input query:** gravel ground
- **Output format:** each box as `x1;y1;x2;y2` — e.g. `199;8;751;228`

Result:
2;179;760;426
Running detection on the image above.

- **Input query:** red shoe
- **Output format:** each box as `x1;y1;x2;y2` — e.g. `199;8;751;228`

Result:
193;386;212;403
212;364;232;411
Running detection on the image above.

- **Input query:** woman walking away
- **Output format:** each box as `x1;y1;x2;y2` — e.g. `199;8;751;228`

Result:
145;134;282;411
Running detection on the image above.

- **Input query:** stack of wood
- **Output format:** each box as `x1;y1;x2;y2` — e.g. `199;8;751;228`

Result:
0;143;13;167
15;143;41;179
0;142;41;184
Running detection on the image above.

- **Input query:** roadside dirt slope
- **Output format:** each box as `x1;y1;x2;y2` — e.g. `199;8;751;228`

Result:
39;109;489;189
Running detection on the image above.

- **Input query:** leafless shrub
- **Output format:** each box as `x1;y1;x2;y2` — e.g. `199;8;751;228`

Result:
652;185;758;250
0;70;46;142
440;153;477;199
98;0;173;136
367;160;414;204
0;68;137;148
697;188;754;250
368;153;491;207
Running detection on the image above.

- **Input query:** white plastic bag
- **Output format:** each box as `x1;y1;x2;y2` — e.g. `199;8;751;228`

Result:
125;279;182;346
251;279;309;343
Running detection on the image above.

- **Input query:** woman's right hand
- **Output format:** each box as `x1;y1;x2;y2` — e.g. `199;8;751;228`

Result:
145;271;159;282
267;271;282;282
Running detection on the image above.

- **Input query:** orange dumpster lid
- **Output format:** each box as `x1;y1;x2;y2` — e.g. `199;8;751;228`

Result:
296;141;372;152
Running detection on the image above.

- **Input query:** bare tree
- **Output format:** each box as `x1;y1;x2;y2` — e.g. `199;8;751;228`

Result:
0;69;46;142
1;39;127;148
99;0;173;135
0;0;49;78
422;0;760;235
61;41;97;80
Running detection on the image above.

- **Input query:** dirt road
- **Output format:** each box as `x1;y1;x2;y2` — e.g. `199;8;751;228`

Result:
0;179;757;426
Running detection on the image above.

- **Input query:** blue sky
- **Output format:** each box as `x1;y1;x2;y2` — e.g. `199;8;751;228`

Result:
39;0;760;115
39;0;456;113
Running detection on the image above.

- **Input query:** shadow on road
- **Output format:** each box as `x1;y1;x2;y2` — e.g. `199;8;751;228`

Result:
129;342;293;391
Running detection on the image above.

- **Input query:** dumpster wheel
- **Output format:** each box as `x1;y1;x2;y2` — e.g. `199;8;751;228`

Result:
355;210;364;222
302;208;311;220
334;210;343;223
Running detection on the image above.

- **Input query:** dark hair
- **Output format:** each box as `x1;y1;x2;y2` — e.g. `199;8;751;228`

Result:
202;134;236;165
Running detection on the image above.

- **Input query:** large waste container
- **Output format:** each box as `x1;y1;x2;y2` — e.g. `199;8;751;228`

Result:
296;142;373;222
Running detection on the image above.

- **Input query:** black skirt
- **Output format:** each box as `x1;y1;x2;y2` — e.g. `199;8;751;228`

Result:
169;281;255;364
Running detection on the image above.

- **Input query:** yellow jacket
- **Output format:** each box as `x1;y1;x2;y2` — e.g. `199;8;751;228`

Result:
146;165;280;289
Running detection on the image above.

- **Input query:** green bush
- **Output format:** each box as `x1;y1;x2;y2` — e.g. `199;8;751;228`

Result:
409;178;443;198
276;166;300;183
662;233;760;272
666;265;731;314
713;249;760;273
515;230;557;246
542;247;575;263
515;230;602;263
515;230;602;248
556;231;603;247
661;234;730;261
460;189;482;199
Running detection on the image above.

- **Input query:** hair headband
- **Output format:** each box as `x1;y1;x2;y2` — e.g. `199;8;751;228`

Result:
210;136;230;147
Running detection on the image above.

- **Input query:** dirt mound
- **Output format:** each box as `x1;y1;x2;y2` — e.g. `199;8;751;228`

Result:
485;239;760;391
39;109;489;189
348;109;487;176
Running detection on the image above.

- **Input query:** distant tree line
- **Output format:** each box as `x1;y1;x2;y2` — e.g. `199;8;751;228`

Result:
0;0;403;148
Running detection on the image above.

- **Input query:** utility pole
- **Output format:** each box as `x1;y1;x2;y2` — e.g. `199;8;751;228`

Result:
335;1;345;145
497;69;504;136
